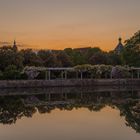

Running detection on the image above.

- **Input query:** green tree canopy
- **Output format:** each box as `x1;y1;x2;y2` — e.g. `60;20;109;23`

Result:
0;46;23;71
122;31;140;66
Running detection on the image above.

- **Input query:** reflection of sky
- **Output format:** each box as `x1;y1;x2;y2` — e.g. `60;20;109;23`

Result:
0;0;140;50
0;107;139;140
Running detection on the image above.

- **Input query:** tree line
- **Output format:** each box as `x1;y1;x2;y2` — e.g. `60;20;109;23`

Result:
0;30;140;79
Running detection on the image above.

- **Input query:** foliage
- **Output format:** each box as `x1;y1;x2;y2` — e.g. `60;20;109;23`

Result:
38;50;60;67
0;71;3;80
90;65;112;78
18;64;133;79
122;30;140;66
22;66;47;80
111;66;131;78
107;51;122;65
3;65;21;80
74;64;112;78
0;30;140;80
89;52;108;65
74;64;93;72
57;51;73;67
21;49;43;67
0;46;23;71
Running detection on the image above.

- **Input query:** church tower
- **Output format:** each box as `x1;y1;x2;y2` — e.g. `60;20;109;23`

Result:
13;40;18;52
114;37;124;54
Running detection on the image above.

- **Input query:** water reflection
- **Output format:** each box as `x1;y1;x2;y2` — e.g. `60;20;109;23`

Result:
0;87;140;133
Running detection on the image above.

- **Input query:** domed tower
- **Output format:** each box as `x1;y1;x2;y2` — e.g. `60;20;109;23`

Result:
114;37;124;54
13;40;18;52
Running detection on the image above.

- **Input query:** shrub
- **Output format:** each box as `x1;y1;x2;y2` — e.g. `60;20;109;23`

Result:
4;65;21;80
0;70;3;80
111;66;131;78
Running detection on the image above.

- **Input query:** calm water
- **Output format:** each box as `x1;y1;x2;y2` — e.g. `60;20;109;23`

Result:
0;87;140;140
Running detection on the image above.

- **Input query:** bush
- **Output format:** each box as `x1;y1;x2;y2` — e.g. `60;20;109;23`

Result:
36;71;46;80
111;66;131;78
74;64;93;72
0;71;4;80
90;65;112;78
3;65;21;80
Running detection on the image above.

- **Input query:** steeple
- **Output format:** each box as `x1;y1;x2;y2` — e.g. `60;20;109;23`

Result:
119;37;122;44
13;40;18;51
114;37;124;54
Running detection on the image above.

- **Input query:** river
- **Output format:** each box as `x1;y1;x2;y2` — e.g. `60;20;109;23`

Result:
0;87;140;140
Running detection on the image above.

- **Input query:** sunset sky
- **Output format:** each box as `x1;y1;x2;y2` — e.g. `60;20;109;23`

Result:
0;0;140;50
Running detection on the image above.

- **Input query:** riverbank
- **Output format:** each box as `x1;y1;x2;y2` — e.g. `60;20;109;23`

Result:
0;79;139;89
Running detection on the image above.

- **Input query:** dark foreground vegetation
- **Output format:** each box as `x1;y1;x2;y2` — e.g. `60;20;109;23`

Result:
0;30;140;80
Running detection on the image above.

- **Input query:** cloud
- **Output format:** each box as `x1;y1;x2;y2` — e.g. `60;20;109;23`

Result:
0;41;11;46
18;43;39;49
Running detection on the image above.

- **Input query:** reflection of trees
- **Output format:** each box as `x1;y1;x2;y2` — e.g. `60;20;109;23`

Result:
115;100;140;133
0;97;36;124
38;105;55;114
0;91;140;134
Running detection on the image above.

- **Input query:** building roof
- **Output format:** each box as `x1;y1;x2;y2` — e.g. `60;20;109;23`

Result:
13;40;18;51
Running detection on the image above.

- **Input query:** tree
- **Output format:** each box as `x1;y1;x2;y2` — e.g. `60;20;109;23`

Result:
3;65;21;80
0;46;23;71
0;71;3;80
21;49;43;66
86;47;102;59
107;51;122;65
89;52;108;65
111;66;131;79
37;50;61;67
57;51;73;67
122;30;140;66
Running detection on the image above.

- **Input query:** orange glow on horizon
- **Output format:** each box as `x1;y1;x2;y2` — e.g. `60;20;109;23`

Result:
0;0;140;51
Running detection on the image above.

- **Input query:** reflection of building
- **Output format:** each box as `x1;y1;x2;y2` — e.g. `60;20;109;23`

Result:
114;38;124;54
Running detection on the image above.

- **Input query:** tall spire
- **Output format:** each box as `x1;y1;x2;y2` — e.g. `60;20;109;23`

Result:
13;40;18;51
119;37;122;44
14;40;16;45
114;37;124;55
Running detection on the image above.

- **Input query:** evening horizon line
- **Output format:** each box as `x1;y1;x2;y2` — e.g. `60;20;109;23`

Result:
0;38;123;52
